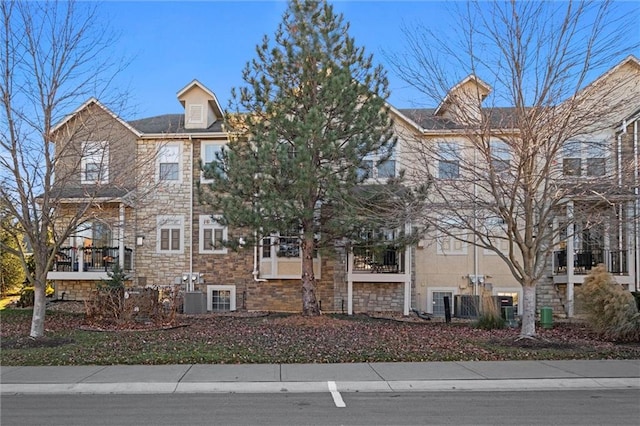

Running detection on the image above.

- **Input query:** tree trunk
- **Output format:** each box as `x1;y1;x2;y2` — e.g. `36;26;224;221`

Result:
301;238;320;316
29;280;47;338
520;284;537;337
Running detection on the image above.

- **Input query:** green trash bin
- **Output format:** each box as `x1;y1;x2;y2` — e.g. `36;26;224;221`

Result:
540;307;553;329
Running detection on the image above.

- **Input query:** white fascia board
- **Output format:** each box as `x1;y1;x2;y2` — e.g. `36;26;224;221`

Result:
138;132;228;140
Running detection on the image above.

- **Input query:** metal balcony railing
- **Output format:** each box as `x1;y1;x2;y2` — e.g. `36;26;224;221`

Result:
52;246;133;273
352;246;405;273
553;249;628;275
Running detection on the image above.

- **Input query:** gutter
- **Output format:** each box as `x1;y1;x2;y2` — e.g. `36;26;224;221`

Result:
139;132;227;140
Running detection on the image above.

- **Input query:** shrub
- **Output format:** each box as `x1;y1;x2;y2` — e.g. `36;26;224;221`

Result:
16;284;54;307
631;292;640;311
577;265;640;342
85;263;128;322
475;314;505;330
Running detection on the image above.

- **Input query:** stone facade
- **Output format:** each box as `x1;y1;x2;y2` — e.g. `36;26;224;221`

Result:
54;279;132;301
535;276;568;318
48;62;640;318
352;282;404;313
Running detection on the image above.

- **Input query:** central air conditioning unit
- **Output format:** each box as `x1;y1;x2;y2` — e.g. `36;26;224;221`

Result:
183;292;206;314
454;295;479;318
492;295;513;309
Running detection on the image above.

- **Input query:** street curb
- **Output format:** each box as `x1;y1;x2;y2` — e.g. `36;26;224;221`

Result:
1;378;638;395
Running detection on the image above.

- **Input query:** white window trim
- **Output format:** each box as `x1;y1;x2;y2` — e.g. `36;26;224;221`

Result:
436;218;468;255
436;142;461;179
490;140;511;174
201;141;225;184
427;287;459;315
81;141;109;184
199;214;228;254
561;139;608;178
359;152;397;183
156;215;184;254
207;285;236;311
482;217;509;255
156;142;182;183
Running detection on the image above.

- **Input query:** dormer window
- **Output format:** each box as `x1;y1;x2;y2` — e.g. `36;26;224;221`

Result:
81;141;109;184
188;104;204;125
177;80;224;130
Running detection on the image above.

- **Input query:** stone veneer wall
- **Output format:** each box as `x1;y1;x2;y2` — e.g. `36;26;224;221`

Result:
54;280;132;301
536;275;568;318
332;247;349;314
352;282;404;313
241;257;337;312
133;139;192;288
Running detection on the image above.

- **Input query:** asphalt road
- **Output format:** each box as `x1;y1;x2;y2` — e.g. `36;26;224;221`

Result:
2;389;639;425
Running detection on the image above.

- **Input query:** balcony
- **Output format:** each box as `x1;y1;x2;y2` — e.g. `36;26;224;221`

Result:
49;246;133;280
553;249;628;275
352;246;405;274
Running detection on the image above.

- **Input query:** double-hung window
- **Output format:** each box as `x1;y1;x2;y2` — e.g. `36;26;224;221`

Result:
199;215;227;254
201;142;225;183
277;233;300;258
490;141;511;174
437;216;467;255
157;216;183;253
81;141;109;184
158;143;181;182
438;143;460;179
358;152;396;181
562;140;582;176
562;140;607;177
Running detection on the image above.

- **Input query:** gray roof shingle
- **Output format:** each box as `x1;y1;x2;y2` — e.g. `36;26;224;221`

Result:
399;107;519;131
128;114;224;134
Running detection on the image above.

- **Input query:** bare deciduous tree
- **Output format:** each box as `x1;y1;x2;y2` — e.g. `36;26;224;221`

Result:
0;0;131;338
387;0;639;337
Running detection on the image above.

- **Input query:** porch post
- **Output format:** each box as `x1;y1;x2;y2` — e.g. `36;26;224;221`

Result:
78;247;84;272
403;246;410;316
566;201;575;317
119;203;125;269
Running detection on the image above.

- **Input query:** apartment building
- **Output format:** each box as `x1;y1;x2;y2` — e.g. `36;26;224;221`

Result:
48;57;640;318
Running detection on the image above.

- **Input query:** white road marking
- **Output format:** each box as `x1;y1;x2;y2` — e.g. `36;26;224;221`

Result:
327;381;346;407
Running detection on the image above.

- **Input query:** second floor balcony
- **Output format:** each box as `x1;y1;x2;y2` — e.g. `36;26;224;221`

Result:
49;246;133;279
351;246;405;274
553;248;628;276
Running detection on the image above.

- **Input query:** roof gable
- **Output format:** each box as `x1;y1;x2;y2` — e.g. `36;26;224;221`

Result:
176;79;224;120
434;74;492;117
51;97;141;138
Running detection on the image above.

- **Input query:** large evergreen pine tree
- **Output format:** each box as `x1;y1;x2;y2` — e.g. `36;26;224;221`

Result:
201;0;396;315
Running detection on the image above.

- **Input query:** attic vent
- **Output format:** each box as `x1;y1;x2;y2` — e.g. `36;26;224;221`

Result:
188;104;204;124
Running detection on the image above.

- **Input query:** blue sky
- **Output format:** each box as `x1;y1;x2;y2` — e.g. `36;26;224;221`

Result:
100;1;640;120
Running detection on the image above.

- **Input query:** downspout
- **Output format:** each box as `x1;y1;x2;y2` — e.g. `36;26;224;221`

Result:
473;144;479;296
189;136;194;292
119;203;125;270
253;231;267;282
634;120;639;291
566;201;575;317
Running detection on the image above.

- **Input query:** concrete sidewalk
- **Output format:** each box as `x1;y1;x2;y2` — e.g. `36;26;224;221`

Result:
1;360;639;395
